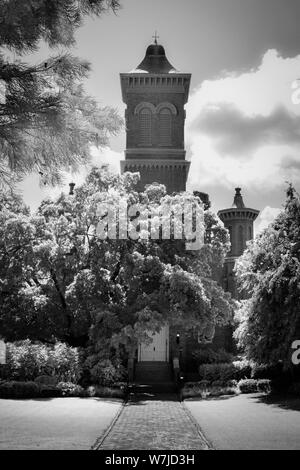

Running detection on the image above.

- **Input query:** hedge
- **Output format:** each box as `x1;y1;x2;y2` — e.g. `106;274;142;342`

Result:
238;379;271;394
198;361;252;385
238;379;258;393
0;381;41;399
0;380;127;399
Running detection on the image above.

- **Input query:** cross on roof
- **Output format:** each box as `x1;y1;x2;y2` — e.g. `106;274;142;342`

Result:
152;31;159;45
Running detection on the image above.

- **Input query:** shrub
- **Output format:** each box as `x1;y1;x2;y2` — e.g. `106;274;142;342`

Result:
209;386;237;397
0;381;40;399
198;360;253;385
5;341;48;381
257;379;271;394
227;379;238;388
238;379;258;393
49;343;82;382
181;382;238;399
86;385;126;398
56;382;85;397
198;363;236;385
88;358;127;386
5;340;81;382
232;360;252;381
181;381;210;401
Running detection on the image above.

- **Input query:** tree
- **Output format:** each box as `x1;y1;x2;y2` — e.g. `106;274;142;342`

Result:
234;185;300;369
0;1;120;52
0;0;122;187
0;168;235;361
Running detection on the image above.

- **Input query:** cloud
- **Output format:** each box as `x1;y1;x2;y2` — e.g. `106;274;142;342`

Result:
257;206;282;232
191;104;300;156
281;156;300;171
186;49;300;192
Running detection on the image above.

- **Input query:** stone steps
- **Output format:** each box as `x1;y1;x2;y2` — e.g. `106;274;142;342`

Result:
132;382;177;395
134;361;173;384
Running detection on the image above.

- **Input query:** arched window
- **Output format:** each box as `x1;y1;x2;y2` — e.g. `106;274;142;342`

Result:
159;108;172;146
139;107;152;146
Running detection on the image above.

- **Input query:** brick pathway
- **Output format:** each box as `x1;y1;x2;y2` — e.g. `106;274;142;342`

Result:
95;394;209;450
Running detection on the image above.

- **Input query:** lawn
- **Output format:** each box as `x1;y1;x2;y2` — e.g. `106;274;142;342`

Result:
185;393;300;450
0;397;122;450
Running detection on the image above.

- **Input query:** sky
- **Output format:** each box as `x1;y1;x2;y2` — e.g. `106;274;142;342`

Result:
18;0;300;233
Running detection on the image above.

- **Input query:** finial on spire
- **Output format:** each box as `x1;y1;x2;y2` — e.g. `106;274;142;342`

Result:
152;31;159;45
233;187;245;208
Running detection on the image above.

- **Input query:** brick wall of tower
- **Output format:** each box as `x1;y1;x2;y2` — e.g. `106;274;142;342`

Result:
226;220;254;257
220;215;258;299
122;161;189;193
120;69;191;194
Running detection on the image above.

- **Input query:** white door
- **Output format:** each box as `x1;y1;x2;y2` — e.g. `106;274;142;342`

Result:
138;325;169;362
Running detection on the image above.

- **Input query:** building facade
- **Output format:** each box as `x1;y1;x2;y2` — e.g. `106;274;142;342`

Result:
120;41;191;193
120;40;259;380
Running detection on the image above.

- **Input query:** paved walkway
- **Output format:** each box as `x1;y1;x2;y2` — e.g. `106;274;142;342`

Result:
96;393;209;450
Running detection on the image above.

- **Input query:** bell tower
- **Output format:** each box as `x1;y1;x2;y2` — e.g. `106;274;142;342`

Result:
120;38;191;193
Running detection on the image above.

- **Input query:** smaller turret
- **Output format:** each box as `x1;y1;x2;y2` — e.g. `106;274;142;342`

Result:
217;188;259;297
69;182;75;196
218;188;259;257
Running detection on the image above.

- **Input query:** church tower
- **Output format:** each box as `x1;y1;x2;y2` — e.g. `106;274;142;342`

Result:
218;188;259;298
120;37;191;193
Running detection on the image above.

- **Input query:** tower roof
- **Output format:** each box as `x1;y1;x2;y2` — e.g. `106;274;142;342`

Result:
217;187;259;222
132;42;178;74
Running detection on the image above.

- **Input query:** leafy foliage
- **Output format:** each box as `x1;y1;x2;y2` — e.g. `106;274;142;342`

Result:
0;169;235;372
84;357;127;386
181;381;237;399
0;0;120;52
198;361;252;384
0;381;41;398
234;186;300;369
3;340;81;382
238;379;258;394
0;0;122;186
56;381;84;397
